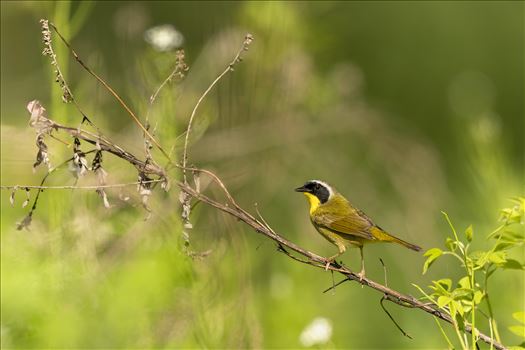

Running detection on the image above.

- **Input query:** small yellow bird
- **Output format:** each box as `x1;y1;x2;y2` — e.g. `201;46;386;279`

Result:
295;180;421;278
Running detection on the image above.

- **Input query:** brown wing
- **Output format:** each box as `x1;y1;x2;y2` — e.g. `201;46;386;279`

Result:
312;196;376;241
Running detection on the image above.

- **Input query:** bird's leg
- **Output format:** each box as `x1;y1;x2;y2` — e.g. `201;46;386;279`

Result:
357;245;365;281
325;252;341;270
325;244;346;270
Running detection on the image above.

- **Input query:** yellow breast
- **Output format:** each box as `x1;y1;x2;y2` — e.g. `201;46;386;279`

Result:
303;192;321;214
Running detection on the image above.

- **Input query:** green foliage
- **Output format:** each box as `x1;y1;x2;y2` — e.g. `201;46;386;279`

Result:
415;198;525;349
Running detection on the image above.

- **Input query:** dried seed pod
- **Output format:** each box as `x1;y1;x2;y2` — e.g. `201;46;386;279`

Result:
16;212;33;231
22;188;31;208
9;186;18;207
70;138;88;178
33;134;50;171
138;172;153;220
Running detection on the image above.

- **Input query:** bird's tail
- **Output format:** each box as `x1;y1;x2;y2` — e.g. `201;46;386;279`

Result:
391;236;422;252
371;227;422;252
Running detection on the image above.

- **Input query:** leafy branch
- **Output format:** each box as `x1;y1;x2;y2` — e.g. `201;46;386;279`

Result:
416;199;524;350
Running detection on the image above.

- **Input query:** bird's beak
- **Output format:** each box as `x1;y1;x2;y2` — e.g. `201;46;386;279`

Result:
295;186;307;193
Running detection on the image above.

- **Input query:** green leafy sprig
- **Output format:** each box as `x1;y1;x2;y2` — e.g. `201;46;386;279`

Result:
414;197;525;350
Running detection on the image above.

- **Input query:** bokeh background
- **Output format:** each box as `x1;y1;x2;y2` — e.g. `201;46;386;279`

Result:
1;1;523;348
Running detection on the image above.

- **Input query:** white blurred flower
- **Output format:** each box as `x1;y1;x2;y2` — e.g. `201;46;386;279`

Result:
144;24;184;52
299;317;333;347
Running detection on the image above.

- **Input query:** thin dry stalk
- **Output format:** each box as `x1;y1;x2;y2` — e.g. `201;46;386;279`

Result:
1;180;162;191
40;19;100;130
181;33;253;182
47;21;171;161
146;49;189;125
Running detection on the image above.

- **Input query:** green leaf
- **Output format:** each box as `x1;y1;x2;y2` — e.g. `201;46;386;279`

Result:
455;311;465;331
445;237;457;251
513;312;525;324
500;202;525;225
465;225;473;242
412;283;438;305
451;287;472;300
473;290;484;304
449;300;457;318
437;295;452;308
423;248;443;274
502;259;525;270
454;300;465;317
470;251;490;268
509;326;525;338
500;230;525;243
458;276;471;289
494;242;515;251
434;278;452;292
488;251;507;265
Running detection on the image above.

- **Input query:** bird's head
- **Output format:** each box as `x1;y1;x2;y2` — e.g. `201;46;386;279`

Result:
295;180;333;212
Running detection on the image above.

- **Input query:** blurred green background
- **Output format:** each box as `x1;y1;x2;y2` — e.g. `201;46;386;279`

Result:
1;1;523;348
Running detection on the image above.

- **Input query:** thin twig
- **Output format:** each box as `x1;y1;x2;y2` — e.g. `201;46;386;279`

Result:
13;149;94;229
47;21;171;161
181;33;253;182
51;120;165;177
40;19;103;133
380;258;412;339
380;297;413;339
146;49;188;126
1;180;162;191
254;203;276;233
323;277;351;293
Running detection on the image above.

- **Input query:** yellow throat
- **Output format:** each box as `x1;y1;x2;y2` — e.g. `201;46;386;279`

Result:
303;192;321;214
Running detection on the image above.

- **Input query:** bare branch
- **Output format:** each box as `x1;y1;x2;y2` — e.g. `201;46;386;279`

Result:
40;20;99;130
146;49;189;125
181;33;253;182
46;20;171;161
53;120;165;177
1;180;163;191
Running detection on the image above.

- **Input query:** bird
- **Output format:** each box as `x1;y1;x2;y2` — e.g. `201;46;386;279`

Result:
295;180;421;279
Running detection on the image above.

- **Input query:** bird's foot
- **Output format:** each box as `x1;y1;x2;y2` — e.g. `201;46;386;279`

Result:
325;257;340;271
357;270;366;283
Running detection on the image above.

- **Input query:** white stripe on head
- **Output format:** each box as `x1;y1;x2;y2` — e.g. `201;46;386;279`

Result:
310;180;333;199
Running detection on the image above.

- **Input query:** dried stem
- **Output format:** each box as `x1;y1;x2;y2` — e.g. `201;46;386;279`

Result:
1;180;162;191
181;33;253;182
47;21;171;161
53;122;165;177
146;49;189;126
40;19;101;131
